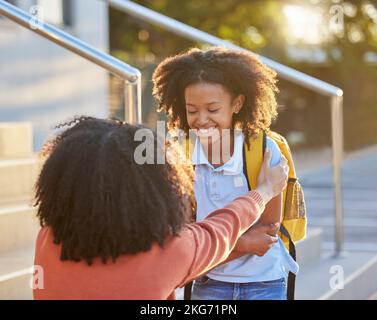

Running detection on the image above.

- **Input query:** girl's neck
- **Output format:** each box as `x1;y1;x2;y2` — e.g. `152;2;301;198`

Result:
204;130;235;168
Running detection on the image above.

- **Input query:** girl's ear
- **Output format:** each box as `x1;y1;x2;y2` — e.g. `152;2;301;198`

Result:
232;94;245;114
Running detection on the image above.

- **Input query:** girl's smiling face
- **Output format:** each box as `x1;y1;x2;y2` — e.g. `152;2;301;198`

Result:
184;82;244;143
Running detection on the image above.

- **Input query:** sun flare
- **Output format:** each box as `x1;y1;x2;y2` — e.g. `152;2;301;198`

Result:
283;4;327;45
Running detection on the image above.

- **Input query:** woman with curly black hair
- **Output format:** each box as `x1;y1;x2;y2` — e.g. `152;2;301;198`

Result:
33;116;288;299
152;46;298;300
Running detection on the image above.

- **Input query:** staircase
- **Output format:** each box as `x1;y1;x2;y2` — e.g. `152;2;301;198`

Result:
295;148;377;300
0;122;41;300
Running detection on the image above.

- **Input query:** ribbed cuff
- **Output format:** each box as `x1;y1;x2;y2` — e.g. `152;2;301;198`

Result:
247;190;266;213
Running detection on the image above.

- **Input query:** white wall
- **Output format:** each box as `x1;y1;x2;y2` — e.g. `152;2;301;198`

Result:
0;0;109;151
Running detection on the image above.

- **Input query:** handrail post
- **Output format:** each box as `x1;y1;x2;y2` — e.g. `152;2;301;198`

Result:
331;95;344;255
124;76;142;124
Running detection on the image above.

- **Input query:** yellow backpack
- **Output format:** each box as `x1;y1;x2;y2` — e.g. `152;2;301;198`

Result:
243;130;307;300
243;130;307;250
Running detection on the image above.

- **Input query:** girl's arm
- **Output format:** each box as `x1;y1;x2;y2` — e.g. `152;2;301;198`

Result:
198;195;282;271
217;251;245;265
216;194;282;266
258;193;282;225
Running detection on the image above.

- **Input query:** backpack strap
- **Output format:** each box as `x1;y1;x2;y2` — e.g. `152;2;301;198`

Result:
279;224;296;301
262;131;267;154
243;131;265;189
183;281;193;300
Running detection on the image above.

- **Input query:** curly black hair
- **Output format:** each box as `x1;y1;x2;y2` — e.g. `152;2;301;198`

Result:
35;116;194;265
152;46;279;145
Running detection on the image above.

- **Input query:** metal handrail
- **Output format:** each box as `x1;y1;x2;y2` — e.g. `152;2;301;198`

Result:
0;0;142;124
107;0;345;254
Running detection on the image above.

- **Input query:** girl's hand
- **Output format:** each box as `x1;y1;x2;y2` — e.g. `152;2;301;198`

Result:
255;149;289;204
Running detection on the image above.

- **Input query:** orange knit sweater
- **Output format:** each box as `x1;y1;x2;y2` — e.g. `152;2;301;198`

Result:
33;191;264;300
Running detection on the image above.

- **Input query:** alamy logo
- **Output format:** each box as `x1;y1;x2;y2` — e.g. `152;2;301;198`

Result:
133;121;238;165
329;4;344;37
329;264;344;290
30;265;44;290
29;5;44;30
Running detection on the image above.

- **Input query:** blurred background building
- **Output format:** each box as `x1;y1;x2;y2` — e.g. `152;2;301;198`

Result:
0;0;109;150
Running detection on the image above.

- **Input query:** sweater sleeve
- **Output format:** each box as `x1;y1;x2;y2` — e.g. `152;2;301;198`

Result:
176;190;265;287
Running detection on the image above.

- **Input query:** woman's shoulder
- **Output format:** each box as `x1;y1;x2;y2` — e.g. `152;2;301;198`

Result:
35;226;56;250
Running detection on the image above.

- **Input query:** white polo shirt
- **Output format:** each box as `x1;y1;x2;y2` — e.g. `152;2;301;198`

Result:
192;130;299;283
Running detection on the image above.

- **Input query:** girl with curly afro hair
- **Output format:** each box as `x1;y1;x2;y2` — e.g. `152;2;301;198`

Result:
32;115;288;299
152;46;298;300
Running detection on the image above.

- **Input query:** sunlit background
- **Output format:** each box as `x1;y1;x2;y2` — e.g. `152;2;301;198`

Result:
283;4;328;45
1;0;376;152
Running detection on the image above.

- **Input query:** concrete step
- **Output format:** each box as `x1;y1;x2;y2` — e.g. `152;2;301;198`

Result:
308;216;377;228
176;227;323;300
0;247;34;300
296;227;323;269
296;250;377;300
0;156;42;204
306;198;377;212
322;241;377;253
0;203;40;254
307;210;377;219
304;187;377;201
306;224;377;244
0;122;33;160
